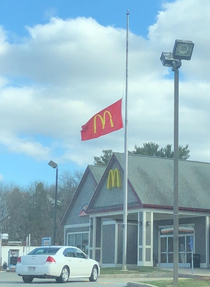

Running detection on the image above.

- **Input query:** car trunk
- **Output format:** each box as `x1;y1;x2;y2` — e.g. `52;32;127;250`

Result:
21;255;50;265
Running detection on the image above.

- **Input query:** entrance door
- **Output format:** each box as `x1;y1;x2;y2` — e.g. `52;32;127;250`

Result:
179;235;192;266
160;233;194;267
160;236;173;267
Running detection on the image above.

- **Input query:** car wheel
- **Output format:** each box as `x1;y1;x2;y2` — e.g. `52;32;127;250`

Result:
56;266;69;283
22;276;33;283
89;265;98;282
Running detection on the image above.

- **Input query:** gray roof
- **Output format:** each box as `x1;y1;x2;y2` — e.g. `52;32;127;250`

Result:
61;165;106;224
88;165;106;183
114;152;210;210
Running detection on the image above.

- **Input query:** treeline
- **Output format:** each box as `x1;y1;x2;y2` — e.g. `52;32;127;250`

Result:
0;170;82;246
94;143;190;165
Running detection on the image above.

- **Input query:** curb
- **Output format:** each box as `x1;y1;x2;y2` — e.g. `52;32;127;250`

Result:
126;283;157;287
100;273;149;278
100;272;173;279
125;273;210;287
6;269;16;272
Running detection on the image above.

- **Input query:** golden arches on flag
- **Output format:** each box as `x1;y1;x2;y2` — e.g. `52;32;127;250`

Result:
93;111;114;134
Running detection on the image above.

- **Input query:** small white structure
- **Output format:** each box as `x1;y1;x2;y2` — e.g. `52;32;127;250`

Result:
1;245;35;270
0;233;36;270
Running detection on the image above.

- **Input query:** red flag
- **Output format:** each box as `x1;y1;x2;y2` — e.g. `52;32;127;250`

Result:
81;99;123;141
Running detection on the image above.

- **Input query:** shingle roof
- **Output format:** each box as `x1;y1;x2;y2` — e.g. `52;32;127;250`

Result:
114;152;210;210
88;165;106;183
61;165;106;224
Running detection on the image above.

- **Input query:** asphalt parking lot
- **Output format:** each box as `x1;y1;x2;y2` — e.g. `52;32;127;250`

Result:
0;271;129;287
2;267;210;287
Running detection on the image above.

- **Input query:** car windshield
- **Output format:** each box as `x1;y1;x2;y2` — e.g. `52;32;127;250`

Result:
28;247;60;255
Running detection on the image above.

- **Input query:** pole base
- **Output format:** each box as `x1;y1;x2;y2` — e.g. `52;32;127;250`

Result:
121;265;127;271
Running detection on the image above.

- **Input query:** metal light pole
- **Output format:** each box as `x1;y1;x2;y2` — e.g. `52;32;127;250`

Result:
48;160;58;245
0;234;2;269
122;9;129;272
173;59;181;285
160;39;194;285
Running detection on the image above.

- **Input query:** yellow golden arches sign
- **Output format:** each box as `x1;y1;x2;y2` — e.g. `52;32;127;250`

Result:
93;111;114;134
107;168;122;189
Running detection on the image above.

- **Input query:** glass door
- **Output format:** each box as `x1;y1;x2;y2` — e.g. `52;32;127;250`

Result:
160;236;173;267
160;229;194;267
179;236;186;264
179;235;194;266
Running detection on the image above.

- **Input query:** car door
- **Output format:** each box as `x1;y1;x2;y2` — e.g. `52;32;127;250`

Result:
63;248;79;277
74;248;92;277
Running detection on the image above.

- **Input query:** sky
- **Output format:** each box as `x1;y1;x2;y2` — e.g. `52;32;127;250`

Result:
0;0;209;187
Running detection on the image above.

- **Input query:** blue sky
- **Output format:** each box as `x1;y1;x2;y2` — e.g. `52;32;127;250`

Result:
0;1;164;38
0;0;209;186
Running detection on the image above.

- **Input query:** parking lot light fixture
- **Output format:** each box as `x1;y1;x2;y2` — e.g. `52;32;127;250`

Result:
48;160;58;169
160;39;194;285
173;40;194;60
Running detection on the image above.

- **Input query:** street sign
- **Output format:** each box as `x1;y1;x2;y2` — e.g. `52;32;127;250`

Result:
41;237;51;246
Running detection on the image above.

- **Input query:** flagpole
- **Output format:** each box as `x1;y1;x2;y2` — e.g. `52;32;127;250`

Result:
122;9;129;271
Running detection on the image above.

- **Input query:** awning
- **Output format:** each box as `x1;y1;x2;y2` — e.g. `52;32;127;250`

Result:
161;227;194;234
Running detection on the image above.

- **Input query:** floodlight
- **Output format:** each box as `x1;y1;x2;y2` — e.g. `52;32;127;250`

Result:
160;52;174;67
48;160;58;169
173;39;194;60
160;52;181;69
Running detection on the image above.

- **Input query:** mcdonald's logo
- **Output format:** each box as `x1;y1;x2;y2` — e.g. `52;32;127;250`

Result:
93;111;114;134
107;168;122;189
81;99;123;141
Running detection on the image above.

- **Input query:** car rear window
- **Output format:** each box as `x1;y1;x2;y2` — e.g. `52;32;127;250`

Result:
28;247;60;255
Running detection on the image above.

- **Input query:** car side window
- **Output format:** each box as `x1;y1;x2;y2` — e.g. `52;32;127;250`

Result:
63;248;75;257
75;249;86;259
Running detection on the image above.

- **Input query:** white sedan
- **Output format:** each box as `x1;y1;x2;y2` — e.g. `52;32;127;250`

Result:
16;246;100;283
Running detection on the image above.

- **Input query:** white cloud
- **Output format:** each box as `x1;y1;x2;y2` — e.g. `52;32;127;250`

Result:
0;131;51;160
0;0;210;168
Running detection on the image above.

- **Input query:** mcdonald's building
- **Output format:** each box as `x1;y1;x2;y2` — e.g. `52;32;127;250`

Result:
62;152;210;268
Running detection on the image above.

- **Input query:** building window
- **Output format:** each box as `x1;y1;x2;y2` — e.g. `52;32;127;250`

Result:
67;232;89;254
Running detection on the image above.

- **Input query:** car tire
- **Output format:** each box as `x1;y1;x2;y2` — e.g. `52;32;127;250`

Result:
89;265;98;282
56;266;69;283
22;276;33;283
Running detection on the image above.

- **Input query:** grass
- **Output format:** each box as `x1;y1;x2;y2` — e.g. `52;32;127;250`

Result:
100;266;170;274
100;267;210;286
146;278;210;286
